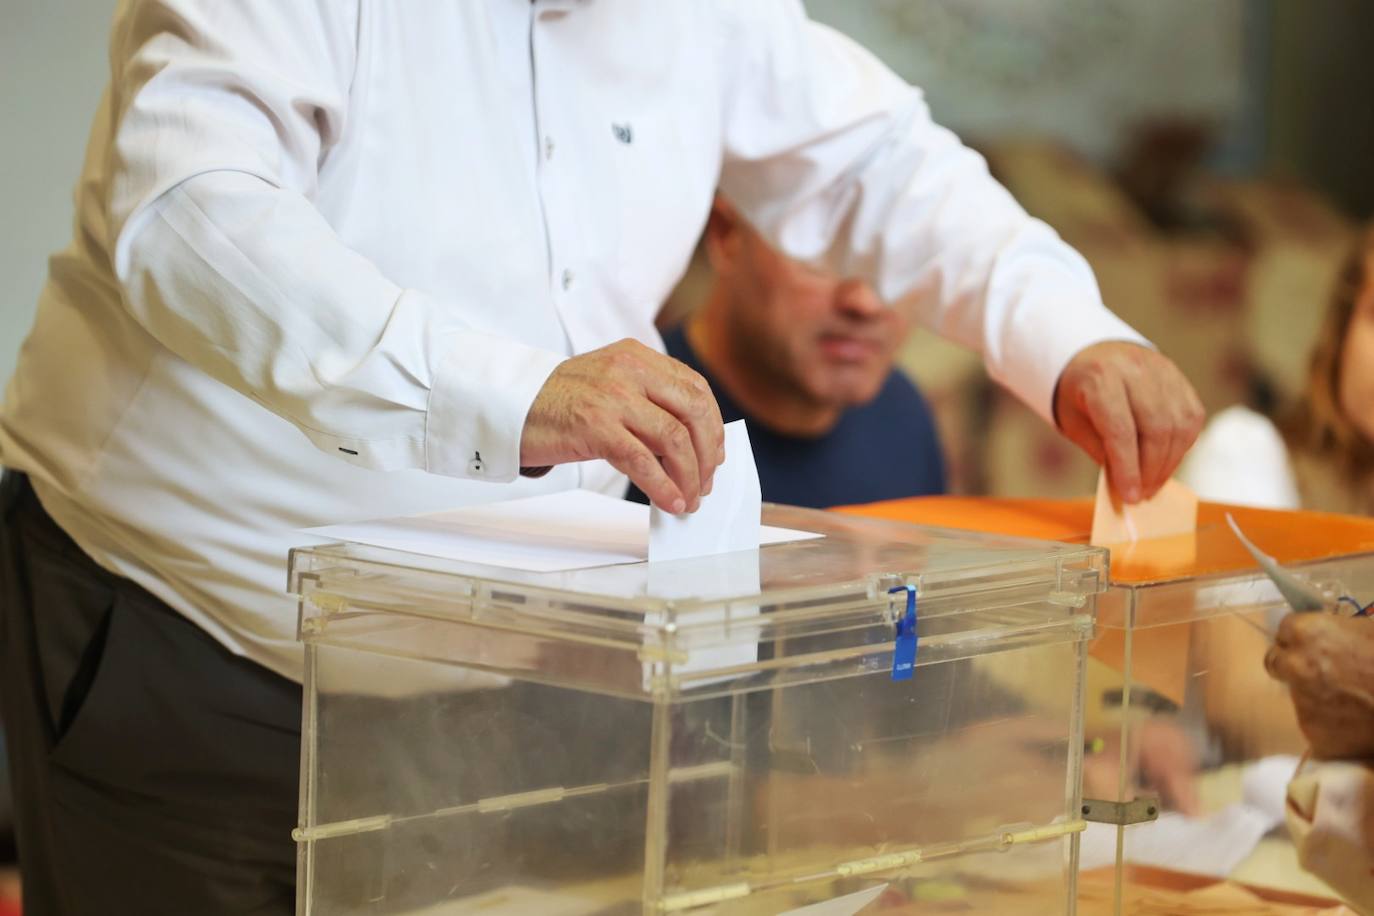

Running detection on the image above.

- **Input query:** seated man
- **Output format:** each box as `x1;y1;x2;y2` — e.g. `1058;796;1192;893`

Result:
632;197;946;509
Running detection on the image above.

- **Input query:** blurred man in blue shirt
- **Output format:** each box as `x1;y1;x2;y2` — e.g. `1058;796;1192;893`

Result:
632;198;946;509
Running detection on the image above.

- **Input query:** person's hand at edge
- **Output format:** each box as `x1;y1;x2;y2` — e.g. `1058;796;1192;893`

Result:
1266;612;1374;760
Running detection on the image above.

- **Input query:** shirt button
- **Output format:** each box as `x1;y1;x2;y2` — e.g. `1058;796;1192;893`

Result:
561;268;574;291
544;136;555;160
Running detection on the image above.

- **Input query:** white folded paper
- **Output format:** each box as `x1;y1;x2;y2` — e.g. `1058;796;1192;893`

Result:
779;884;889;916
649;420;762;563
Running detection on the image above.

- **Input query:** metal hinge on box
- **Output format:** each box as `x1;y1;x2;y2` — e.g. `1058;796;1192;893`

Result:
1080;797;1160;826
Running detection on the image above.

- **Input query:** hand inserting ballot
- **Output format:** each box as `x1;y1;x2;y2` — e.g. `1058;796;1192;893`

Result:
520;339;725;514
1265;612;1374;760
1055;341;1206;504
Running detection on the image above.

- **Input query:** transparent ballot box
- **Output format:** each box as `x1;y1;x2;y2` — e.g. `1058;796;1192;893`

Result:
289;504;1107;915
840;497;1374;911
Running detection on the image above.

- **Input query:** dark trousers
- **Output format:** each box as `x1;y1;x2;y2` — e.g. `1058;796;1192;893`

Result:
0;472;300;915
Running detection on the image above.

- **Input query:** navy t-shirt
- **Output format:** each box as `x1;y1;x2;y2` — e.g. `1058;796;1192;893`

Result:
628;327;946;509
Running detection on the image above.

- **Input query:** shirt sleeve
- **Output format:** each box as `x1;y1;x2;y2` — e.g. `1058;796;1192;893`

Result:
713;0;1149;425
105;0;563;481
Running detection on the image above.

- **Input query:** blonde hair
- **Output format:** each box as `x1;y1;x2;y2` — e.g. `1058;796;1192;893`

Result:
1283;226;1374;483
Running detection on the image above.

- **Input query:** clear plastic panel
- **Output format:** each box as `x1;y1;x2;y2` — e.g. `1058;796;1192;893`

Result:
297;635;1089;914
1082;551;1374;907
291;505;1106;914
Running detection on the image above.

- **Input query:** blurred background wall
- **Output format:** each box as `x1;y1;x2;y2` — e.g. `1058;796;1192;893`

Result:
1267;0;1374;218
0;0;112;387
807;0;1255;169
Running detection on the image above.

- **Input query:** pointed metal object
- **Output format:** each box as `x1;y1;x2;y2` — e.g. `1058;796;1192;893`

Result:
1225;513;1327;612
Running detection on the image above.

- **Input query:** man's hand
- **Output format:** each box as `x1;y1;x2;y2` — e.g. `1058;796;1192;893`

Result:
1054;341;1205;503
1266;613;1374;760
520;339;725;513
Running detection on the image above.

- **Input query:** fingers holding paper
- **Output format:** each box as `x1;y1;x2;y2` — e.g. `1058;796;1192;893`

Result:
1055;341;1205;504
520;339;726;514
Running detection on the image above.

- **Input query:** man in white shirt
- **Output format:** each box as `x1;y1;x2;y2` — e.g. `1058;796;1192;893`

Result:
0;1;1203;912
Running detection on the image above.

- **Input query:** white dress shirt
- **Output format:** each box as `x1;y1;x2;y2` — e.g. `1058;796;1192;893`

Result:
0;0;1146;681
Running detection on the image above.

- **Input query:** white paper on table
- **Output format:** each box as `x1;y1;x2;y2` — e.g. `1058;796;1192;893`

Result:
1078;804;1275;876
402;884;605;916
650;420;762;563
303;486;817;574
1243;755;1302;827
304;425;816;687
778;883;889;916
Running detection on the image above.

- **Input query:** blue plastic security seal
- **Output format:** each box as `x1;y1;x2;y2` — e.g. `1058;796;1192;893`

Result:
888;585;918;681
1337;595;1373;618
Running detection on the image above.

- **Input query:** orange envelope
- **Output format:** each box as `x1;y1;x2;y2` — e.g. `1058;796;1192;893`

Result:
1087;475;1200;704
1090;473;1198;549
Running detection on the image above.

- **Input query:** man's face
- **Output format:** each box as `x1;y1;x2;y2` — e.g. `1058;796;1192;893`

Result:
719;227;909;410
1339;252;1374;446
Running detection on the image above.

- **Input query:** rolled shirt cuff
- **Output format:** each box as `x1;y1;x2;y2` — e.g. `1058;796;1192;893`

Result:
425;327;566;482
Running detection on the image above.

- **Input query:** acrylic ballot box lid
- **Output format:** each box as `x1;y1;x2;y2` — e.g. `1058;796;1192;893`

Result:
288;502;1108;700
839;497;1374;628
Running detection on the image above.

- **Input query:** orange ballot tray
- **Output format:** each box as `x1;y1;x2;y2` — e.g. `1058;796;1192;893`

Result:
840;497;1374;912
